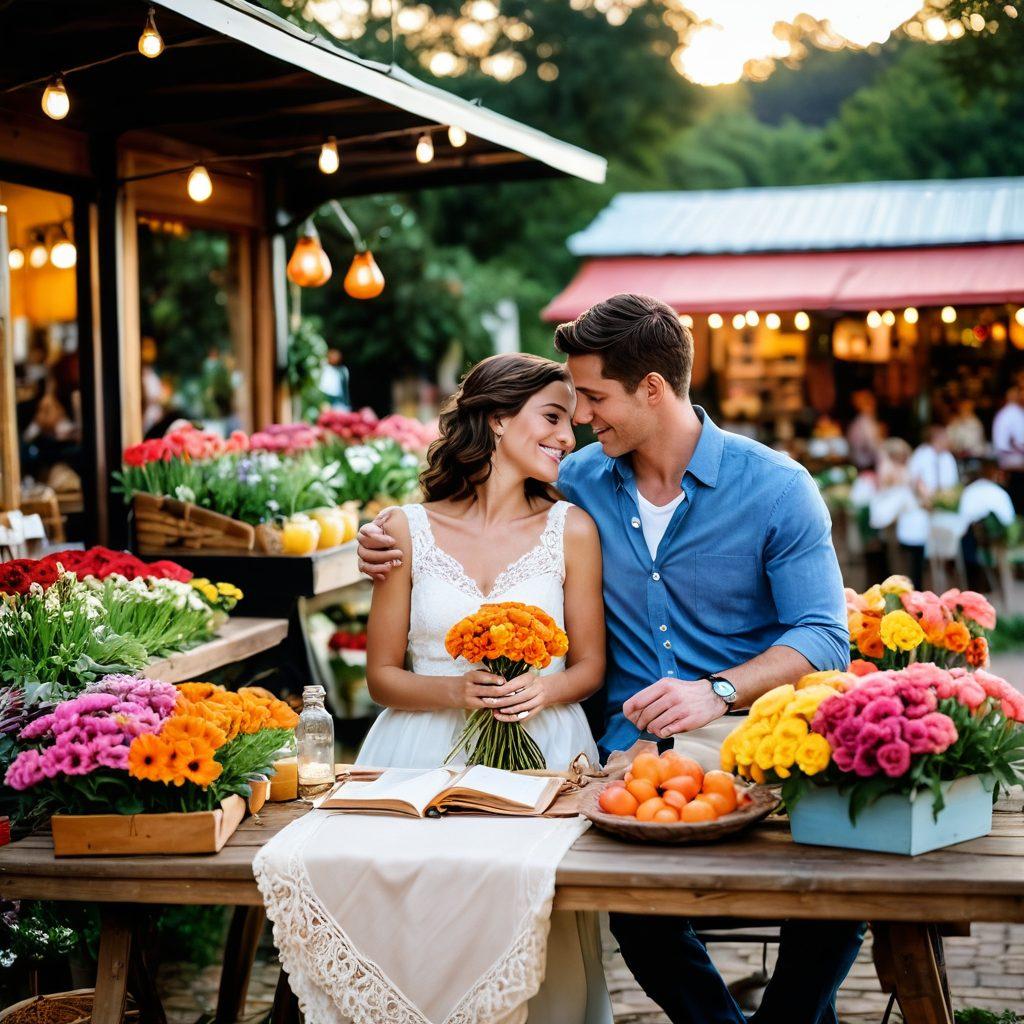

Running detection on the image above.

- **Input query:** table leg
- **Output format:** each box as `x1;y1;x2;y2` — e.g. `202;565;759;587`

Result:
874;923;953;1024
215;906;266;1024
270;967;299;1024
93;905;133;1024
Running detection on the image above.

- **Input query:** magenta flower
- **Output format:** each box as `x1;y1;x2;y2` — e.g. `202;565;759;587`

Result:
862;696;903;723
920;712;958;753
876;740;912;778
852;744;880;777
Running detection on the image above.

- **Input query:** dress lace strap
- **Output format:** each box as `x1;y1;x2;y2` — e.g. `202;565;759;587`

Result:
393;504;429;580
539;501;571;582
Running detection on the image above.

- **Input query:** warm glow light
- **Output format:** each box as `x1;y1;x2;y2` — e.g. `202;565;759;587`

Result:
903;307;919;324
993;323;1008;342
679;314;693;328
186;165;213;203
28;242;48;268
867;310;882;329
924;15;948;40
447;125;467;148
318;138;340;174
744;310;759;327
794;311;810;331
1015;308;1024;327
708;313;723;329
882;310;896;326
287;232;332;288
429;50;460;76
415;133;434;164
138;7;164;58
50;239;77;269
941;305;957;324
732;313;746;330
7;248;24;271
344;250;385;300
42;77;69;120
765;313;781;330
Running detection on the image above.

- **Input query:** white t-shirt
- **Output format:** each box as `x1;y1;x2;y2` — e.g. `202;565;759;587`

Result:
637;490;686;561
993;403;1024;470
908;444;959;493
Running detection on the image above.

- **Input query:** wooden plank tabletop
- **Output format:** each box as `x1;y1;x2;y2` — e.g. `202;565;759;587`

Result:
2;792;1021;922
144;617;289;683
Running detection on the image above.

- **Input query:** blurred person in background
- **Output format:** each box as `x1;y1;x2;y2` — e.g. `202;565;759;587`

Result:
993;386;1024;513
870;437;927;587
946;399;986;458
909;425;960;500
846;390;883;469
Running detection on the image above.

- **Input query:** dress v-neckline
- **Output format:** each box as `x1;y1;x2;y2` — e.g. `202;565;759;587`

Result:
420;504;557;601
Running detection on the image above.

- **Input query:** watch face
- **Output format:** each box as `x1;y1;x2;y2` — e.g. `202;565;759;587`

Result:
711;679;735;700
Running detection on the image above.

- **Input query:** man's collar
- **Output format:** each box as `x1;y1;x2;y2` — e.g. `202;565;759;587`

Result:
611;406;723;490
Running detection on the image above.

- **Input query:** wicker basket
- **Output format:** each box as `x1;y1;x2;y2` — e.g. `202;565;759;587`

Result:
582;782;780;844
0;990;137;1024
132;493;282;555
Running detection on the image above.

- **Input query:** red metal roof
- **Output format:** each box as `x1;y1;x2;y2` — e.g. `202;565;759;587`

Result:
542;244;1024;321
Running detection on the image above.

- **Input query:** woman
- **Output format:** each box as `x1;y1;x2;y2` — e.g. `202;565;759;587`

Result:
359;352;604;773
357;352;611;1024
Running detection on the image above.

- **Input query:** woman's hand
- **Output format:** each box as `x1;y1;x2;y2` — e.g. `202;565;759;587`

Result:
457;670;531;711
490;671;548;724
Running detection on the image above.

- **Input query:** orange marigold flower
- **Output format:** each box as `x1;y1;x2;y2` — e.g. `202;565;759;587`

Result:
161;715;227;750
128;734;172;783
943;621;971;654
965;636;990;668
176;682;221;703
173;739;222;787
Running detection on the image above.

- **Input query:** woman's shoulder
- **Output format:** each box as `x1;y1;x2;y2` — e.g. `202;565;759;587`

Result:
560;502;599;544
378;504;419;542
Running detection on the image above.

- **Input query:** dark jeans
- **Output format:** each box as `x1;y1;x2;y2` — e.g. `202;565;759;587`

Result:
609;913;866;1024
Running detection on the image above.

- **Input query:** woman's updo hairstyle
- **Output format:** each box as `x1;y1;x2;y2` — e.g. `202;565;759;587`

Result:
420;352;572;504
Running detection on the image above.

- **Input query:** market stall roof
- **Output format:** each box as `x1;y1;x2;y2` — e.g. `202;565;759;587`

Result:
542;244;1024;321
0;0;605;217
567;177;1024;257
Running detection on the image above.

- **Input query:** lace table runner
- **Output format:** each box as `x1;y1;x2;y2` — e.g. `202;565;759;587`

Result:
254;809;589;1024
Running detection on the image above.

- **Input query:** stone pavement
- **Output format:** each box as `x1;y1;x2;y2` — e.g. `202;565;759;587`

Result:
156;918;1024;1023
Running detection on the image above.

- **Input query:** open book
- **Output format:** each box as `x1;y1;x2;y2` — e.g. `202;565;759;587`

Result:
317;765;564;818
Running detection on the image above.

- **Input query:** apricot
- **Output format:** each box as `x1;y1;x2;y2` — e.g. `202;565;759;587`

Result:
679;797;717;823
599;785;640;817
701;792;734;817
652;806;680;823
635;797;667;821
661;790;688;811
631;753;663;785
662;774;701;801
701;771;738;813
626;778;659;804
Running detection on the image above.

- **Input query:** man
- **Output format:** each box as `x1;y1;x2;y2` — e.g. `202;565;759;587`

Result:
358;294;861;1024
993;385;1024;513
846;390;883;470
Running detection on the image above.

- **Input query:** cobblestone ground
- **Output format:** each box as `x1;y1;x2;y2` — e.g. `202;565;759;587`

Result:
156;920;1024;1023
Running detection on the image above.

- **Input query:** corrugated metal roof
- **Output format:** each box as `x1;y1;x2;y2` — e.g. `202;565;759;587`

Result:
568;178;1024;256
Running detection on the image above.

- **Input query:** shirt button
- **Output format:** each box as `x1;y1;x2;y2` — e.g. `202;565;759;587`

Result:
666;670;674;675
631;517;641;529
652;572;661;581
659;624;667;632
663;640;672;649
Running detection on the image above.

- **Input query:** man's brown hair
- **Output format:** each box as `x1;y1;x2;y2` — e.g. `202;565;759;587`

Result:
553;293;692;396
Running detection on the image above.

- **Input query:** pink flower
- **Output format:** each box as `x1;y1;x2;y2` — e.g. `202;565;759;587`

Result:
852;744;880;777
901;590;951;635
920;712;958;753
20;714;56;741
862;696;903;723
4;750;45;790
900;718;933;754
876;739;912;777
940;589;996;630
832;747;856;773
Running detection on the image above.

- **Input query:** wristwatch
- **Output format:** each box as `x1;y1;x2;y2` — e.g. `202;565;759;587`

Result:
706;674;738;708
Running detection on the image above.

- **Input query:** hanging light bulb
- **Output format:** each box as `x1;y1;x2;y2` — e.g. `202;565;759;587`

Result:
447;125;467;148
731;313;746;330
49;225;77;269
794;311;810;331
344;250;385;299
882;310;896;326
707;313;723;329
8;248;25;271
941;305;957;324
415;133;435;164
867;310;882;329
904;307;919;324
678;314;693;328
287;226;332;288
28;232;48;268
1015;308;1024;328
744;310;759;327
41;77;70;120
765;313;781;330
186;165;213;203
318;137;340;174
138;7;165;58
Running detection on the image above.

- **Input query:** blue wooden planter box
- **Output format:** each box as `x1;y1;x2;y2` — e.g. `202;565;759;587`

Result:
788;775;993;856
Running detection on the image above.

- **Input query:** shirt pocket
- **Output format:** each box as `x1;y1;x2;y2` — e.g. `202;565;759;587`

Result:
693;554;766;633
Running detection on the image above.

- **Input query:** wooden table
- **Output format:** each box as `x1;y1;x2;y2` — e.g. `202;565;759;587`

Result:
1;795;1021;1024
144;617;289;683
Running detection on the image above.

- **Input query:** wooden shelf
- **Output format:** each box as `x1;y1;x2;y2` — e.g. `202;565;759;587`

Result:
144;616;289;683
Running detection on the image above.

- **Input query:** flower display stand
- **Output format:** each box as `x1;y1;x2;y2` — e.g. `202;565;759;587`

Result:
788;775;994;855
132;494;281;555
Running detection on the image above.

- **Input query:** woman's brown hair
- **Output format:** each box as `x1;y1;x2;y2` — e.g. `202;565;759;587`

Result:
420;353;572;504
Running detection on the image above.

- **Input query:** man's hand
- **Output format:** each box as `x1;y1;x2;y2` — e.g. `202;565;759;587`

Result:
622;678;726;739
357;511;403;580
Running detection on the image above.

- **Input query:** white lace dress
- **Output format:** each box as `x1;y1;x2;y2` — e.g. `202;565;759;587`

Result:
357;500;600;771
254;500;612;1024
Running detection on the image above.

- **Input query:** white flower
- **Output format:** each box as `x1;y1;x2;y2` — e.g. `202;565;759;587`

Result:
174;485;197;503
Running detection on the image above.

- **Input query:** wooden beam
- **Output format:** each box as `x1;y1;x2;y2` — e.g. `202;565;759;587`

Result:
0;198;20;511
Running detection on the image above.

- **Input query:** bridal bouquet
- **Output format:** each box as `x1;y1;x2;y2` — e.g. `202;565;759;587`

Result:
444;602;568;771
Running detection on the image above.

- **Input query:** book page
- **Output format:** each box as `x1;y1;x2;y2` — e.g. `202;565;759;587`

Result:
324;768;455;815
450;765;555;809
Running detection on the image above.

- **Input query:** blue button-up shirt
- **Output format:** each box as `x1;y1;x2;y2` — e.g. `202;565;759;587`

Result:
557;409;848;755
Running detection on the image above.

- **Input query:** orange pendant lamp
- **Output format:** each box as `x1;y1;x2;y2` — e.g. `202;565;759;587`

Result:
344;250;385;300
287;225;332;288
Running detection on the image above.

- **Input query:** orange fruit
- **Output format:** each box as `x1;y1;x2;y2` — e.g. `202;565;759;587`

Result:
635;797;667;821
626;778;659;804
679;798;717;823
653;806;680;823
701;771;738;813
656;752;685;783
701;792;735;817
661;790;688;811
669;755;704;786
599;785;640;817
631;753;663;785
662;774;700;801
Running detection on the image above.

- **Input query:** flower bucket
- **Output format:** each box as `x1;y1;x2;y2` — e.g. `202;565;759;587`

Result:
50;795;246;856
788;774;993;856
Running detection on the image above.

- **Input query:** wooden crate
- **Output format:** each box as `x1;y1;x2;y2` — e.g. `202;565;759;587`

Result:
50;795;246;856
132;493;282;555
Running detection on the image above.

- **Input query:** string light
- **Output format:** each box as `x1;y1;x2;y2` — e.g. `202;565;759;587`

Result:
744;310;759;327
415;133;435;164
186;165;213;203
903;307;919;324
941;305;957;324
447;125;467;147
882;310;896;326
287;225;332;288
344;251;386;299
1015;308;1024;328
707;313;723;329
49;225;77;269
867;310;882;328
28;232;48;268
138;7;165;58
41;77;69;120
731;313;745;330
794;311;810;331
765;313;781;330
678;314;693;328
7;248;24;271
318;137;340;174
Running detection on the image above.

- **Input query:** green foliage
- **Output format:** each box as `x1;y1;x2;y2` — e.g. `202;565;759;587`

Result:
988;615;1024;654
287;318;330;423
155;906;228;969
955;1010;1023;1024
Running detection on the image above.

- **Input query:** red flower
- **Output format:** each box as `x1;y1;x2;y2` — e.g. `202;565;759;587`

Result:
145;559;192;582
0;561;32;596
25;563;59;589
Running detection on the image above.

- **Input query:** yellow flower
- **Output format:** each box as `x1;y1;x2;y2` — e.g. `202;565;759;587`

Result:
191;577;211;589
720;731;737;771
773;717;809;743
787;685;837;722
880;575;914;595
795;733;831;776
216;582;243;599
880;609;926;652
861;585;886;613
773;738;800;770
749;685;796;722
795;670;850;692
754;734;778;772
748;764;767;784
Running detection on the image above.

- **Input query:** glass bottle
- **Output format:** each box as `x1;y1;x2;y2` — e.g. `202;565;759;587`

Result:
296;685;335;799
